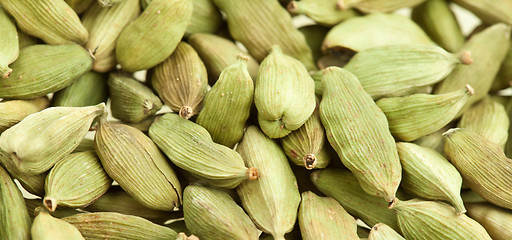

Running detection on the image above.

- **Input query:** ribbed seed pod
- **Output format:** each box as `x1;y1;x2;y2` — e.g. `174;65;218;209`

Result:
338;0;425;13
320;67;401;203
311;169;400;231
443;128;512;210
43;151;112;211
82;0;140;72
396;142;465;214
453;0;512;25
413;124;452;154
0;44;93;99
344;44;468;99
0;166;31;240
183;185;259;240
458;96;509;147
196;56;253;148
0;6;18;78
213;0;316;70
281;105;331;169
186;0;222;36
368;223;404;240
0;0;88;45
298;191;359;240
0;103;105;175
149;113;257;188
188;33;259;84
31;208;85;240
298;25;331;64
322;14;433;53
0;97;50;133
116;0;192;72
506;98;512;158
66;0;95;14
493;43;512;91
466;203;512;240
411;0;464;53
25;199;80;219
287;0;359;27
98;0;125;7
108;73;162;123
74;138;95;153
17;28;39;49
236;126;301;240
52;72;108;107
121;114;157;133
434;23;511;114
150;42;207;119
376;85;473;141
63;212;178;240
394;199;492;240
255;46;316;139
0;149;46;197
94;120;182;211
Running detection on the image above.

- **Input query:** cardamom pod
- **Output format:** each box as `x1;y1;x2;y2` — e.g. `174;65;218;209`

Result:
31;207;85;240
98;0;124;7
74;138;95;153
17;27;39;49
453;0;512;25
0;5;18;78
466;202;512;240
236;126;300;240
0;103;105;175
368;223;405;240
287;0;359;26
66;0;95;14
492;40;512;91
150;42;207;120
299;25;331;64
0;97;50;133
338;0;425;13
0;148;46;197
320;67;401;203
255;45;316;138
25;199;80;219
413;123;453;154
149;113;258;188
0;165;31;240
186;0;222;36
52;71;108;107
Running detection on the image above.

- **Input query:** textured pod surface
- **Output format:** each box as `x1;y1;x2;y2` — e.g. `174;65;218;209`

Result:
342;0;425;13
299;25;331;64
376;85;473;141
0;103;105;175
320;67;401;203
255;46;315;138
0;97;50;133
453;0;512;25
493;43;512;91
0;6;18;78
31;209;85;240
0;0;88;45
458;96;509;147
0;44;93;99
344;44;462;99
322;13;433;53
183;185;259;240
0;149;46;197
444;128;512;210
196;56;253;148
186;0;222;35
65;0;94;14
411;0;464;53
17;28;39;49
94;121;181;211
298;191;359;240
149;113;256;189
115;0;192;72
394;199;492;240
368;223;404;240
52;71;108;107
396;142;465;214
434;23;511;114
0;165;31;240
236;126;300;239
466;203;512;240
25;199;80;219
213;0;315;70
82;0;140;72
151;42;207;119
63;212;178;240
109;73;162;123
44;151;112;211
287;0;359;26
188;33;259;84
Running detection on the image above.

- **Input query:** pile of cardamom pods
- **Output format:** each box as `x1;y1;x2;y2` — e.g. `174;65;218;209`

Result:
1;0;512;239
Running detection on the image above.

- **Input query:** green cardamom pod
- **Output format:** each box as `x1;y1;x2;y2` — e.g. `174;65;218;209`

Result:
287;0;359;27
25;199;80;219
0;148;46;197
73;138;95;153
149;113;258;188
0;97;50;133
492;39;512;91
368;223;405;240
453;0;512;25
338;0;425;13
506;97;512;158
0;165;31;240
17;27;39;49
299;25;331;64
185;0;222;36
320;67;401;203
66;0;95;14
466;203;512;240
98;0;125;7
0;5;18;78
52;71;108;107
31;207;85;240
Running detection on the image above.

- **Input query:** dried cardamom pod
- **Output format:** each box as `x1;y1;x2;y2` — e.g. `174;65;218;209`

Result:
66;0;95;14
396;142;465;214
458;96;509;147
0;149;46;197
0;97;50;133
116;0;192;72
25;199;80;219
31;207;85;240
0;0;88;45
466;203;512;240
443;128;512;210
0;5;18;78
74;138;95;153
149;113;257;188
150;42;207;119
63;212;178;240
453;0;512;25
376;85;473;141
320;67;401;203
492;40;512;92
17;28;39;49
299;25;331;64
186;0;222;36
82;0;140;72
108;73;162;123
183;185;259;240
52;72;108;107
338;0;425;13
255;45;316;138
298;191;359;240
94;120;182;211
0;44;93;99
213;0;316;70
0;165;31;240
368;223;405;240
0;103;105;175
394;199;492;240
287;0;359;26
236;126;301;239
98;0;125;7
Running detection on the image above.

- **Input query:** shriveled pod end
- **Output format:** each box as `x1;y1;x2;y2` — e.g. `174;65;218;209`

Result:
464;84;475;96
336;0;347;10
1;67;12;78
143;99;156;113
88;48;97;61
442;128;460;138
460;50;473;65
246;167;259;180
287;1;299;13
303;154;317;170
179;106;194;119
387;198;398;209
237;53;250;63
43;197;58;212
